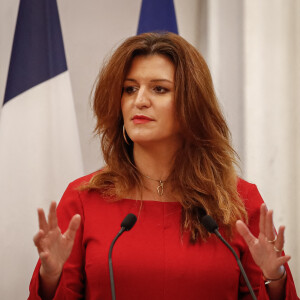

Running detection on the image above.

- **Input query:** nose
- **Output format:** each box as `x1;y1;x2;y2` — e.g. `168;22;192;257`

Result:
135;87;150;108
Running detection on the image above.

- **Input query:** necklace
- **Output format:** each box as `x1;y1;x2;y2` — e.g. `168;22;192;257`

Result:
140;173;167;196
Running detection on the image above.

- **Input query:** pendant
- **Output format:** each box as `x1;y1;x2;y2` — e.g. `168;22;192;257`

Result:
157;180;164;196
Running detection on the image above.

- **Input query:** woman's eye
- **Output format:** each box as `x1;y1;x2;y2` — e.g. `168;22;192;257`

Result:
123;86;137;94
153;86;168;94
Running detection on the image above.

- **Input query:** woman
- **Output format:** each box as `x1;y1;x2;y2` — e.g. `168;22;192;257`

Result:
28;32;298;299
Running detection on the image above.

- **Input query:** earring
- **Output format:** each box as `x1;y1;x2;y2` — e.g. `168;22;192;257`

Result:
123;125;130;145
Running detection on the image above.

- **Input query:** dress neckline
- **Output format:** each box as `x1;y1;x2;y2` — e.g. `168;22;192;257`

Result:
121;198;180;204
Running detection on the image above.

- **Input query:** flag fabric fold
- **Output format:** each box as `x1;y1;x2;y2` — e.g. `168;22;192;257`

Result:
0;0;83;298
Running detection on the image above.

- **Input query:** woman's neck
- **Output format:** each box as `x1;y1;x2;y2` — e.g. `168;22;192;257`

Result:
126;139;182;202
133;142;179;181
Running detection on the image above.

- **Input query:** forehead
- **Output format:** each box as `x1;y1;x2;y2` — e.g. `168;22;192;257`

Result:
126;54;175;79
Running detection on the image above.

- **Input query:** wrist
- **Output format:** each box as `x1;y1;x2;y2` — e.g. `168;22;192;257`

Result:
39;266;62;300
40;265;62;283
262;267;286;285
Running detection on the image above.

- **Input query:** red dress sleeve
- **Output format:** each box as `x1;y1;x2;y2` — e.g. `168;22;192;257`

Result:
28;181;86;300
237;180;299;299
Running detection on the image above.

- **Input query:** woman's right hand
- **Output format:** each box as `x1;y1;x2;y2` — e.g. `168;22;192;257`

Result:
33;201;81;281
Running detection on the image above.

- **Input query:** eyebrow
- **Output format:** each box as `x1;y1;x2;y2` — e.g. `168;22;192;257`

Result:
124;78;173;84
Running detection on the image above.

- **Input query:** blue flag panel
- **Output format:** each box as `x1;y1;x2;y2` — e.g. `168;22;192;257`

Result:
137;0;178;35
3;0;67;105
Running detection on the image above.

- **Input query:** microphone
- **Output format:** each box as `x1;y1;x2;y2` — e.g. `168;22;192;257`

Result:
109;213;137;300
201;215;257;300
120;213;137;231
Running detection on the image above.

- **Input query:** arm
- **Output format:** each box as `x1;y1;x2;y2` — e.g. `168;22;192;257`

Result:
236;183;298;300
29;183;85;299
36;202;81;299
237;205;289;300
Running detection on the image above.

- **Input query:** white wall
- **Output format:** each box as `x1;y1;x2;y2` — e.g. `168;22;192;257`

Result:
243;0;300;288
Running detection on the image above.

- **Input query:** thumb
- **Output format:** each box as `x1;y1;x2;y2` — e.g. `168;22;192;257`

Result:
236;220;257;248
64;214;81;242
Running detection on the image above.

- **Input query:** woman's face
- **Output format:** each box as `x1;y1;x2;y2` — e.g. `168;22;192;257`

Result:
121;54;180;146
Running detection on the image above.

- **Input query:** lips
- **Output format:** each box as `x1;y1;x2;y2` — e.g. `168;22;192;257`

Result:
132;115;154;124
132;115;153;121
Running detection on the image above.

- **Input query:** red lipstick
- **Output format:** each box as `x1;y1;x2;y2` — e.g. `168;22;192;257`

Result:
132;115;153;124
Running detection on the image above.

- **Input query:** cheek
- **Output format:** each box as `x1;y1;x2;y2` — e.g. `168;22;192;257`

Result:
165;104;180;133
164;103;177;123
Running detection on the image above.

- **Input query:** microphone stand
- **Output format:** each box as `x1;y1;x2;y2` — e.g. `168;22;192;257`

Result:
201;214;257;300
108;213;137;300
109;227;126;300
213;229;257;300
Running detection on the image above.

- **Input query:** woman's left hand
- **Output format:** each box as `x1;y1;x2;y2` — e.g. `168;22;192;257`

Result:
236;203;290;280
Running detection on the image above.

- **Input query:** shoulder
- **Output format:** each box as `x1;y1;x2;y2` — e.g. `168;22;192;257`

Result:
237;177;264;205
58;171;104;208
57;171;106;223
67;171;99;189
237;177;264;231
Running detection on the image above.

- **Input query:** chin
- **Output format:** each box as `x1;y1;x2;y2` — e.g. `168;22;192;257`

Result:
128;131;155;142
131;138;155;145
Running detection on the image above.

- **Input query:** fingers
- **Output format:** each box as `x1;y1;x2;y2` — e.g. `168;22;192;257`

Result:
265;209;276;241
37;208;48;232
236;220;257;248
37;201;58;232
35;200;80;252
263;205;284;255
276;255;291;266
259;204;276;242
267;255;291;278
48;201;58;229
274;225;285;254
33;229;45;247
33;229;47;256
259;204;267;235
64;214;81;242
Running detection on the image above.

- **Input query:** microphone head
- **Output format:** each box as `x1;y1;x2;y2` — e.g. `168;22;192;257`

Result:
121;213;137;231
200;215;219;233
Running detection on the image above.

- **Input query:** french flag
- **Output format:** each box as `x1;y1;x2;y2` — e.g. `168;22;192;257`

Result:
137;0;178;34
0;0;83;298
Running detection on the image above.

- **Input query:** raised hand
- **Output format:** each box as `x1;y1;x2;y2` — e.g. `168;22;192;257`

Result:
33;201;81;280
236;203;290;281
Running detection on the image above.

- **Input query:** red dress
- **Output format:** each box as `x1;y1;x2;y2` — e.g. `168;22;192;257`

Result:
28;174;298;299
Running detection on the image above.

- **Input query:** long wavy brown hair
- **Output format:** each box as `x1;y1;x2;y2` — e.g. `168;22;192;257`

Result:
85;32;247;242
